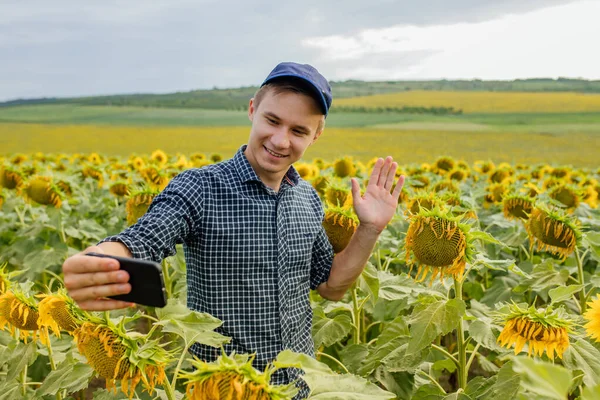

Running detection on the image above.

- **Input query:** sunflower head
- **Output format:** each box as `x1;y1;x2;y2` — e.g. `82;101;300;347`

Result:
210;153;224;163
526;205;581;260
23;176;63;207
474;160;495;174
0;287;46;343
323;206;359;253
496;302;573;360
56;180;73;197
295;162;319;180
75;319;171;399
0;167;24;190
325;181;353;208
483;182;510;207
503;193;535;221
519;183;541;198
489;168;513;184
87;153;103;165
140;166;170;191
11;154;28;165
150;149;169;166
407;192;443;215
180;352;297;400
125;187;160;225
405;207;475;284
81;165;104;187
448;168;468;182
584;296;600;342
173;155;191;170
408;174;430;190
333;157;356;178
110;182;130;197
432;180;460;194
311;175;329;197
548;184;581;211
582;185;599;209
129;156;146;171
550;166;571;180
37;289;92;336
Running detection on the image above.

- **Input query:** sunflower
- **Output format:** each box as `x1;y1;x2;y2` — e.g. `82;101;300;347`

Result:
503;193;535;221
483;182;509;208
406;192;443;215
23;176;63;207
497;302;572;359
0;190;4;210
180;352;297;400
323;206;359;253
473;160;495;175
433;156;455;175
150;149;169;166
333;157;356;178
295;163;319;180
140;166;170;191
489;168;513;184
190;152;207;162
0;167;24;190
584;296;600;342
87;152;103;165
37;289;93;336
210;153;224;163
407;174;430;190
448;168;468;182
0;288;47;343
81;165;104;187
442;192;477;220
11;154;28;165
56;180;73;197
173;154;191;170
548;184;581;211
324;181;352;208
126;187;159;225
74;319;171;399
405;207;475;284
582;185;599;209
432;180;460;194
311;175;329;197
526;205;581;260
109;182;130;197
130;156;146;171
550;166;571;180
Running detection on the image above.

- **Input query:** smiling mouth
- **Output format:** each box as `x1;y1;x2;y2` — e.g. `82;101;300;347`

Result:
264;146;287;158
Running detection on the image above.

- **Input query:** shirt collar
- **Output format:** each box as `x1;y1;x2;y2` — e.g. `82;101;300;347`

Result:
233;145;300;188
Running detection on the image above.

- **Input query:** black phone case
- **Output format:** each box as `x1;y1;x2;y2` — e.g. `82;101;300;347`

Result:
85;252;167;308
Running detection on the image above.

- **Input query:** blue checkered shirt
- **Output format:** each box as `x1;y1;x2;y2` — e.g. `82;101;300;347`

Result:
101;145;334;396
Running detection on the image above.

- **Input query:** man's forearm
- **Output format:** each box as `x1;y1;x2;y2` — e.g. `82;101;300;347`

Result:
319;224;381;300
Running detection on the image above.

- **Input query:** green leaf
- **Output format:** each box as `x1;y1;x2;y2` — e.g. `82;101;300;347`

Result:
562;339;600;387
433;358;457;373
373;368;415;399
306;374;396;399
35;361;93;396
472;254;516;271
407;299;466;355
381;343;429;373
474;361;519;400
358;262;379;304
6;341;37;381
512;356;572;400
582;384;600;400
470;231;506;247
339;344;369;374
312;308;353;348
549;285;584;305
154;299;230;348
0;382;22;400
465;376;496;398
411;383;445;400
442;393;472;400
468;319;504;352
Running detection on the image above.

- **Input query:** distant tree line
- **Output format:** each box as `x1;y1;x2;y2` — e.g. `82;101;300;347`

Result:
329;105;463;115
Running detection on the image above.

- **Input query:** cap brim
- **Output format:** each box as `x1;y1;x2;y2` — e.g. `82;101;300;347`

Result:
262;73;329;116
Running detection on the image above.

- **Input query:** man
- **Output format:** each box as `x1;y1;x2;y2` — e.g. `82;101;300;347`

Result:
62;62;404;396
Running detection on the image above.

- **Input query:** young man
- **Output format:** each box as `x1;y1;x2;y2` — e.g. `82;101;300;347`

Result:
62;62;404;395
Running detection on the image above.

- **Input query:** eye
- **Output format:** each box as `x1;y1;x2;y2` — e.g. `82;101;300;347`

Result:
266;117;278;125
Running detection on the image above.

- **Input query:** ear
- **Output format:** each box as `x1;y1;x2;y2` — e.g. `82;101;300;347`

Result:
311;119;325;144
248;98;255;122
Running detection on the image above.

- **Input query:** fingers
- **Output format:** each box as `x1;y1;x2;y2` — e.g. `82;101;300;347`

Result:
384;162;398;190
78;299;134;311
64;270;130;291
369;156;398;189
392;175;406;199
68;282;131;303
63;249;120;275
350;178;361;206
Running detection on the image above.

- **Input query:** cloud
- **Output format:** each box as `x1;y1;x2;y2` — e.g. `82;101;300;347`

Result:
0;0;591;100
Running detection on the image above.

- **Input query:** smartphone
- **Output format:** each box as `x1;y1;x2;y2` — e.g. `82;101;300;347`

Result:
85;252;167;308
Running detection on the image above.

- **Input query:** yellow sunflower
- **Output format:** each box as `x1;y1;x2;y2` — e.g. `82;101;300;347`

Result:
323;206;359;253
497;302;572;360
503;193;535;221
333;156;356;178
23;176;63;207
180;352;297;400
526;205;581;260
584;296;600;342
405;207;475;284
125;187;160;225
0;287;47;344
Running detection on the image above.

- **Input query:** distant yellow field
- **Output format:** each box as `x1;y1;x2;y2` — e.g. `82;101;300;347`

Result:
1;123;597;166
334;90;600;113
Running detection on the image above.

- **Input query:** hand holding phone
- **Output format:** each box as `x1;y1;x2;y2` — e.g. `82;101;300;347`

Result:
85;252;167;308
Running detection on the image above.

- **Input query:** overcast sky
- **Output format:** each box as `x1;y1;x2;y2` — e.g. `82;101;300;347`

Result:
1;0;598;101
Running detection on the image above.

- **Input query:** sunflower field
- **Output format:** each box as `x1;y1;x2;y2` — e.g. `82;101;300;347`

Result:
1;150;600;400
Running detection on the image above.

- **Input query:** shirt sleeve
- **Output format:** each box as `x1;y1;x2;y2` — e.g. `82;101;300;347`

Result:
99;169;204;262
309;208;334;290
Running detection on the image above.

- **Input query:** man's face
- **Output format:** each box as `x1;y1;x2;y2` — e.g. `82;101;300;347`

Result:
245;89;324;187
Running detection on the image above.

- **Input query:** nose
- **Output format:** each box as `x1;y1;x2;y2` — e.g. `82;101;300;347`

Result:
270;127;290;149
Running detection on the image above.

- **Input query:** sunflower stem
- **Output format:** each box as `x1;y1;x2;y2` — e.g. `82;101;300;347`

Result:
417;369;446;394
351;285;361;344
465;343;481;373
161;376;177;400
170;343;191;391
576;249;587;314
316;351;349;374
431;344;459;366
20;363;28;396
454;278;468;390
161;259;172;299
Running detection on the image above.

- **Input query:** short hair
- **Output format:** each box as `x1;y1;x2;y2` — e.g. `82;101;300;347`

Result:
253;77;325;134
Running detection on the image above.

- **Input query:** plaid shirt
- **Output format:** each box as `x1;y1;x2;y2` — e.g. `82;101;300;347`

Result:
101;145;334;396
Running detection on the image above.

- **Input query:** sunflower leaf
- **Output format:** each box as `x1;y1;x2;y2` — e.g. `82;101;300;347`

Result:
549;284;584;305
312;307;353;348
407;299;466;355
512;356;572;400
35;360;93;396
562;339;600;387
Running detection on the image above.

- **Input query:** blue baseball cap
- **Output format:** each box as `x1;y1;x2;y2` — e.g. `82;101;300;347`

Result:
261;62;333;117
